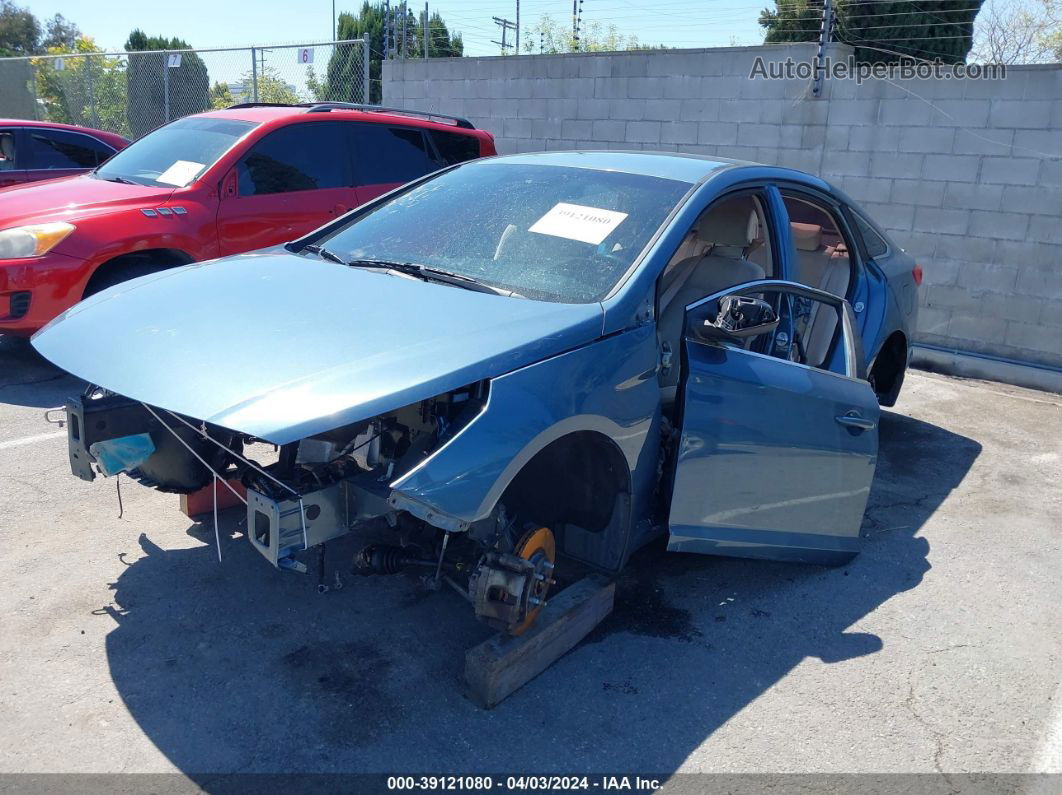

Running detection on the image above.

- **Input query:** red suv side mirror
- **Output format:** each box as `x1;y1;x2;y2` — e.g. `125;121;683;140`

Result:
221;169;238;199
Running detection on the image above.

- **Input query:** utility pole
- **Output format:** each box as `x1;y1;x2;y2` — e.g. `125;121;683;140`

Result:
423;2;429;59
515;0;520;55
492;16;516;53
332;0;336;40
813;0;834;97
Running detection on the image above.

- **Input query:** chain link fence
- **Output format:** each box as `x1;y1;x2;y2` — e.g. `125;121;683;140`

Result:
0;38;370;139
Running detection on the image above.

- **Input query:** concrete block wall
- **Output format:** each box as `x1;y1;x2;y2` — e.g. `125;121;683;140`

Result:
384;45;1062;370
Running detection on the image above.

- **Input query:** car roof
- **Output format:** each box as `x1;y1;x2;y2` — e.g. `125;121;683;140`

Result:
195;105;484;137
477;150;754;183
0;118;130;144
477;151;838;197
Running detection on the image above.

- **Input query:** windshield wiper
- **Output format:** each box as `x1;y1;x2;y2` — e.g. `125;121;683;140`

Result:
97;175;137;185
346;259;522;297
301;244;347;265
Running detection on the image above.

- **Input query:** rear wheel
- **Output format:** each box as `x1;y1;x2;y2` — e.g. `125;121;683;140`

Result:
870;335;907;407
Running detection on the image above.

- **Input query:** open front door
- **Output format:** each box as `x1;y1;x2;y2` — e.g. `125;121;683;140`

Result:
668;280;878;565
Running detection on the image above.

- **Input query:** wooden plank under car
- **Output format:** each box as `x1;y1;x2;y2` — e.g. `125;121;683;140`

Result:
464;575;615;709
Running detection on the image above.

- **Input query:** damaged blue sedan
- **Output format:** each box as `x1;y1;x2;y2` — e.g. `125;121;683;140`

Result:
32;151;919;634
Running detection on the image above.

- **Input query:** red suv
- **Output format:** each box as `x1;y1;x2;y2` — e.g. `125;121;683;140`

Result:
0;103;496;335
0;119;129;188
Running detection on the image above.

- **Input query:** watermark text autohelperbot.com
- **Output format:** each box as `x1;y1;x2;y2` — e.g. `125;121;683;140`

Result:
750;56;1007;84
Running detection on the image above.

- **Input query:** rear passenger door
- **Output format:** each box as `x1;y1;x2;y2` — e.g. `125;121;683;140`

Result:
0;128;26;187
216;122;356;256
348;123;444;204
23;128;115;182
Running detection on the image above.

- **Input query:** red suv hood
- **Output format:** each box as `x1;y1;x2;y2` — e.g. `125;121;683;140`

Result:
0;174;176;228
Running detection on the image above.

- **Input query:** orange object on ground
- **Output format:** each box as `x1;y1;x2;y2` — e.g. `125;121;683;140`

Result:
179;479;247;518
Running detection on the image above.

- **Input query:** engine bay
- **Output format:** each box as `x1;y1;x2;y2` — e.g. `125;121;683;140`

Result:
64;380;559;634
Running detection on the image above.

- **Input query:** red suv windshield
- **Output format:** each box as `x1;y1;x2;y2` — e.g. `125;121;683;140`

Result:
94;117;257;187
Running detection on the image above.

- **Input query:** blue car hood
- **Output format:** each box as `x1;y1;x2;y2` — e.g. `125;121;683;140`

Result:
32;250;604;444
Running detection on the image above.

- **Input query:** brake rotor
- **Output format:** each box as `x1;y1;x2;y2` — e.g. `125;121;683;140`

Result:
509;526;556;636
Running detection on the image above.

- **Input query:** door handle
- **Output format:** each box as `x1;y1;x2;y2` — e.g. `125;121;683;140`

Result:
835;412;875;431
332;203;349;215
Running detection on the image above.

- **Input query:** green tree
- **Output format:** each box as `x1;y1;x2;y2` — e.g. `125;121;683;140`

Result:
418;10;463;58
0;0;39;56
306;65;326;100
124;29;209;137
523;14;647;54
243;65;300;104
323;3;463;105
41;13;79;49
33;37;128;135
209;80;234;109
759;0;986;64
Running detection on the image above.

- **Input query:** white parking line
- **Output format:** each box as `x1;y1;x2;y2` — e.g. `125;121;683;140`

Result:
0;431;66;451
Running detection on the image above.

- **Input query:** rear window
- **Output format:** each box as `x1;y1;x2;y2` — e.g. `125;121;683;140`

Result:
29;129;113;169
431;130;480;165
349;124;438;184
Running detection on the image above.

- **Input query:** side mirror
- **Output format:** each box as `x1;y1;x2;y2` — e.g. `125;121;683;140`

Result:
696;294;779;342
220;168;238;200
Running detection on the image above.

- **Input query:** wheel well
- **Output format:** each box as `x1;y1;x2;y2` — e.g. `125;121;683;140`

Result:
499;431;633;571
871;331;908;404
83;248;194;298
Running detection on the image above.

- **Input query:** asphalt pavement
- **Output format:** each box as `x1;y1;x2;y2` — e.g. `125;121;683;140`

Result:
0;333;1059;781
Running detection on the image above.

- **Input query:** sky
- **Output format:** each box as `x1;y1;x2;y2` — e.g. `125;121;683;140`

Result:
21;0;771;58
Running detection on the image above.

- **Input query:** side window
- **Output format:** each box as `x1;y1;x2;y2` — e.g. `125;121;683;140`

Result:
0;130;16;170
781;193;853;299
657;192;775;393
706;288;848;376
430;130;480;165
779;293;846;373
852;212;888;259
238;122;350;196
659;192;774;313
29;129;112;169
349;124;438;184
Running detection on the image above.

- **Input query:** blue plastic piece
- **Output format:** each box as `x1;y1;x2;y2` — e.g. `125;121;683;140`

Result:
88;433;156;477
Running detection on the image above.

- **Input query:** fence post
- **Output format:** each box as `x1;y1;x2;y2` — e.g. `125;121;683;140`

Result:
163;55;170;122
31;61;40;121
251;47;258;102
86;57;98;128
362;34;371;104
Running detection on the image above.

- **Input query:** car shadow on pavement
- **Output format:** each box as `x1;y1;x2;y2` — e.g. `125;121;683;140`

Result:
99;408;980;778
0;334;85;409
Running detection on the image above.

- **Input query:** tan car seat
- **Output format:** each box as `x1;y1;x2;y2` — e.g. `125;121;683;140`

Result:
658;200;766;402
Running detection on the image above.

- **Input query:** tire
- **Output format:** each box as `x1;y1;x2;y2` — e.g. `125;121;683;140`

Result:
83;257;174;298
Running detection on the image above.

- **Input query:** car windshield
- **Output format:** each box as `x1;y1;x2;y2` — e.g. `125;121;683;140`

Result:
316;161;692;303
94;117;257;187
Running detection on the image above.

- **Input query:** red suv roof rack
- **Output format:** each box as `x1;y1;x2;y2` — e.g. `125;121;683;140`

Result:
225;101;475;130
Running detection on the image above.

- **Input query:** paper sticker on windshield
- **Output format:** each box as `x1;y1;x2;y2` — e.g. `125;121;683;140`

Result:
156;160;206;187
528;202;628;245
